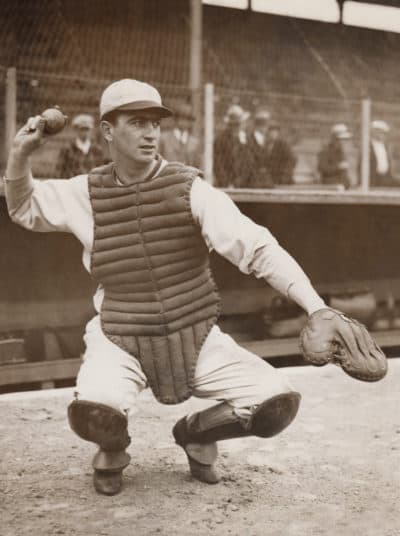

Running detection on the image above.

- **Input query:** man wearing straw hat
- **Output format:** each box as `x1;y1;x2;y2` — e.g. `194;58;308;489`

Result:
318;123;356;189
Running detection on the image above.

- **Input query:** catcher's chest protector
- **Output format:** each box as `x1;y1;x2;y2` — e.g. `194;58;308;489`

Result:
89;162;221;404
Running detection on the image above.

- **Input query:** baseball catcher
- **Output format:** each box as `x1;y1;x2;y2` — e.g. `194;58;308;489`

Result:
4;79;387;496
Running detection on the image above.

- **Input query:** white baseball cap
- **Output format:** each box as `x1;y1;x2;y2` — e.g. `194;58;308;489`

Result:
371;119;390;133
100;79;172;119
331;123;352;139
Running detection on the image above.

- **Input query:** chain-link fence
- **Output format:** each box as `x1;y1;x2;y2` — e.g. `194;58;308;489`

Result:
14;70;193;178
1;0;400;190
3;66;400;193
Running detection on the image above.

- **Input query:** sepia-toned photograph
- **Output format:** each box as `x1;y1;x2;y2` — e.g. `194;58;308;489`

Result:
0;1;399;535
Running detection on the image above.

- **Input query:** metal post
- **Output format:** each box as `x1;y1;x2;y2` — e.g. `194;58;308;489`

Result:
5;67;17;155
190;0;202;139
204;83;214;184
360;98;371;192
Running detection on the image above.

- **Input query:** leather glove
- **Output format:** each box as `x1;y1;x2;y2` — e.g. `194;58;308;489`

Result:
300;308;387;382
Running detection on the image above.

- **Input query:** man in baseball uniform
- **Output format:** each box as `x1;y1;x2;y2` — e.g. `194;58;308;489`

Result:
4;79;386;496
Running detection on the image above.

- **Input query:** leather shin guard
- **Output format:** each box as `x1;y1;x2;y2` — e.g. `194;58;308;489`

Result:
68;400;131;495
68;400;131;450
173;392;300;484
174;391;301;445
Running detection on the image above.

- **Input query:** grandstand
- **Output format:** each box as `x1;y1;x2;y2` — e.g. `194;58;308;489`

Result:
1;0;400;177
2;1;400;95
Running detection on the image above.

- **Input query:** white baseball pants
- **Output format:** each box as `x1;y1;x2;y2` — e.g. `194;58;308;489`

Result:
75;315;294;418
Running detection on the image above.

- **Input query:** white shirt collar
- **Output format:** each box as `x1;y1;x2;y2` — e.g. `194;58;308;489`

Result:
253;130;265;146
371;139;389;174
114;157;168;186
75;138;91;155
173;128;189;145
238;130;247;144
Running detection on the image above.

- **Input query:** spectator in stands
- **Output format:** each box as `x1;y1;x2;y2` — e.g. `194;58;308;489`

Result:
266;120;297;186
318;124;355;189
57;114;105;178
369;120;396;187
247;108;273;188
214;104;252;187
158;103;201;167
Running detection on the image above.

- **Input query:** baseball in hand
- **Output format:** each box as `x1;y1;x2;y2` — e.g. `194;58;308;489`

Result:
41;106;67;135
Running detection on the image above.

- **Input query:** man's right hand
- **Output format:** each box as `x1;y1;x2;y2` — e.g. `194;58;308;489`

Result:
10;116;48;157
5;116;50;181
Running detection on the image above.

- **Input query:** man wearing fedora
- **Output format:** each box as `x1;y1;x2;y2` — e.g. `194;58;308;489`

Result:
4;79;386;496
318;123;356;189
267;120;297;186
247;108;273;188
214;104;252;187
57;113;105;178
158;102;200;167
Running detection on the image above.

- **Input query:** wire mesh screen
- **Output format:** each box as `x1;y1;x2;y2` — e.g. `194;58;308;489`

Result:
203;5;400;189
0;0;193;177
0;0;191;84
202;5;400;101
0;0;400;187
16;71;192;178
0;66;6;174
211;89;364;188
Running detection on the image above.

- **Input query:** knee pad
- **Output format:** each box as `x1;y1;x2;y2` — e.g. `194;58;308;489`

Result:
250;391;301;438
68;400;131;451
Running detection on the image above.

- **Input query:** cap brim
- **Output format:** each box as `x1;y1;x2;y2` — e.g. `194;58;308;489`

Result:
103;100;173;118
224;113;250;124
372;126;389;133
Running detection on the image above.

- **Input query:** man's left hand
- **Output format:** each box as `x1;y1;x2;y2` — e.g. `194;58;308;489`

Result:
299;308;388;382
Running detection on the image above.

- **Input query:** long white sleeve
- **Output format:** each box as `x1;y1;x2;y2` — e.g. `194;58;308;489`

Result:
190;178;325;314
4;173;92;247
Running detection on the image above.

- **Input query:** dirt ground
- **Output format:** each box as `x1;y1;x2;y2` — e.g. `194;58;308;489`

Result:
1;359;399;536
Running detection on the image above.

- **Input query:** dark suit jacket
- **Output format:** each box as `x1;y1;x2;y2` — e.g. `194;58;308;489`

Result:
246;132;272;188
57;141;105;178
158;130;201;168
267;138;297;185
318;140;351;189
213;130;253;188
246;134;297;187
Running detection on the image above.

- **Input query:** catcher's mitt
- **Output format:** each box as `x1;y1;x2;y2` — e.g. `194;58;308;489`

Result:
299;308;387;382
